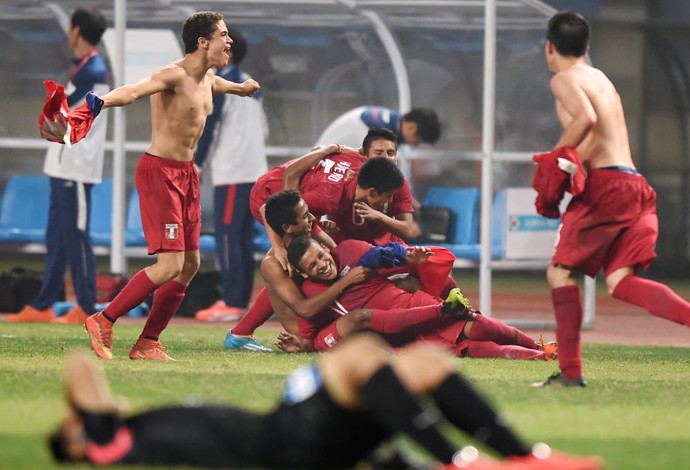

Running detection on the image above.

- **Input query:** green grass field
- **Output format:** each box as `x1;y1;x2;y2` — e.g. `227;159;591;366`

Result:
1;322;689;470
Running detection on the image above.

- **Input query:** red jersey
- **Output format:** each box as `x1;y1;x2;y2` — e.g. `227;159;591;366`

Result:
299;152;414;245
298;240;441;339
248;158;322;237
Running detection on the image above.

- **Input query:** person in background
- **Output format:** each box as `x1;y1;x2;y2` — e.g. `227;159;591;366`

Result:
8;8;109;325
316;106;440;149
193;27;269;322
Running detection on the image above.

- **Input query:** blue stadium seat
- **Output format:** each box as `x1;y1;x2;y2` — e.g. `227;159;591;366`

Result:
0;175;50;243
89;179;113;246
421;187;507;262
421;187;480;259
199;234;216;253
252;219;271;254
124;189;146;247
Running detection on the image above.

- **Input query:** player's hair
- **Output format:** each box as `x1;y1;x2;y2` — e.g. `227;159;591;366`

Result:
182;11;224;54
362;127;398;156
227;27;248;65
403;108;441;144
286;235;317;272
546;11;590;57
70;8;107;46
48;429;72;462
357;157;404;194
265;189;302;237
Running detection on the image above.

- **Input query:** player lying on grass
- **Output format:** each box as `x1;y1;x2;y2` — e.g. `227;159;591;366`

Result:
226;189;453;352
223;190;371;352
280;235;557;360
49;333;601;469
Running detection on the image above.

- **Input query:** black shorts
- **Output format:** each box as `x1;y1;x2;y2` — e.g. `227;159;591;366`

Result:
120;389;389;469
262;388;390;469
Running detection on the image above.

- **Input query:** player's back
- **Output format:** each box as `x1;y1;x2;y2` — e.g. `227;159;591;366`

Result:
568;65;634;170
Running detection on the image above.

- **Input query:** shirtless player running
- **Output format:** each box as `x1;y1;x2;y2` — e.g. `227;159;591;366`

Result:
535;11;690;387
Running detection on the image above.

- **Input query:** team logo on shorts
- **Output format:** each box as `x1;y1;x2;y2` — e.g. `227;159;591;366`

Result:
324;333;338;349
165;224;179;240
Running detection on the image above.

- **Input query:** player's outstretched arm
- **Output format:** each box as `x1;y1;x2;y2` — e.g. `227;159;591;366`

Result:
98;65;179;109
213;75;260;96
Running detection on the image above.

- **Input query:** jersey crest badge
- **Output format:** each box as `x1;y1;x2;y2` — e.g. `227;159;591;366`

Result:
324;333;338;349
165;224;179;240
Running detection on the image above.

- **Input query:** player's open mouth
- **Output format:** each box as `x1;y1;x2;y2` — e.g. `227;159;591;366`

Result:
319;263;332;277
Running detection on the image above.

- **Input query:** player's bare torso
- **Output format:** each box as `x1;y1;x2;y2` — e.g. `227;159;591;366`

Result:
555;64;634;172
148;62;214;162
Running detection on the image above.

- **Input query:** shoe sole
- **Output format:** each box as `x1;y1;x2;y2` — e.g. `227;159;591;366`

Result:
531;378;587;388
225;341;273;352
129;352;176;361
85;318;113;361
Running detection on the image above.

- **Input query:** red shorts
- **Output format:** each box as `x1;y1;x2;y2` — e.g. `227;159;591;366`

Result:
135;153;201;255
553;168;658;277
249;166;285;222
313;321;344;351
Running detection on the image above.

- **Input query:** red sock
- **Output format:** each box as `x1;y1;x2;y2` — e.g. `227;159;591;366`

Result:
104;270;157;321
140;280;187;340
464;341;544;360
464;314;537;349
552;286;583;380
232;287;273;336
370;305;440;334
613;275;690;327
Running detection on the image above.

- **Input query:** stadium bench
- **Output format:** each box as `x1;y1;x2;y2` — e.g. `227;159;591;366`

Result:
0;174;50;245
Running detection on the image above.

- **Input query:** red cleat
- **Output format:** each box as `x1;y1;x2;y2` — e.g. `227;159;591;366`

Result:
538;335;559;361
129;338;175;361
85;313;114;360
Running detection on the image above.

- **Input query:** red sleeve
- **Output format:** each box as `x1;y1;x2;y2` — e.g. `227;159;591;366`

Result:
389;179;414;215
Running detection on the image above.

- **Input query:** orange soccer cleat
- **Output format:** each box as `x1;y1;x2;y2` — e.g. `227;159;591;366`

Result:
85;312;114;360
129;338;175;361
